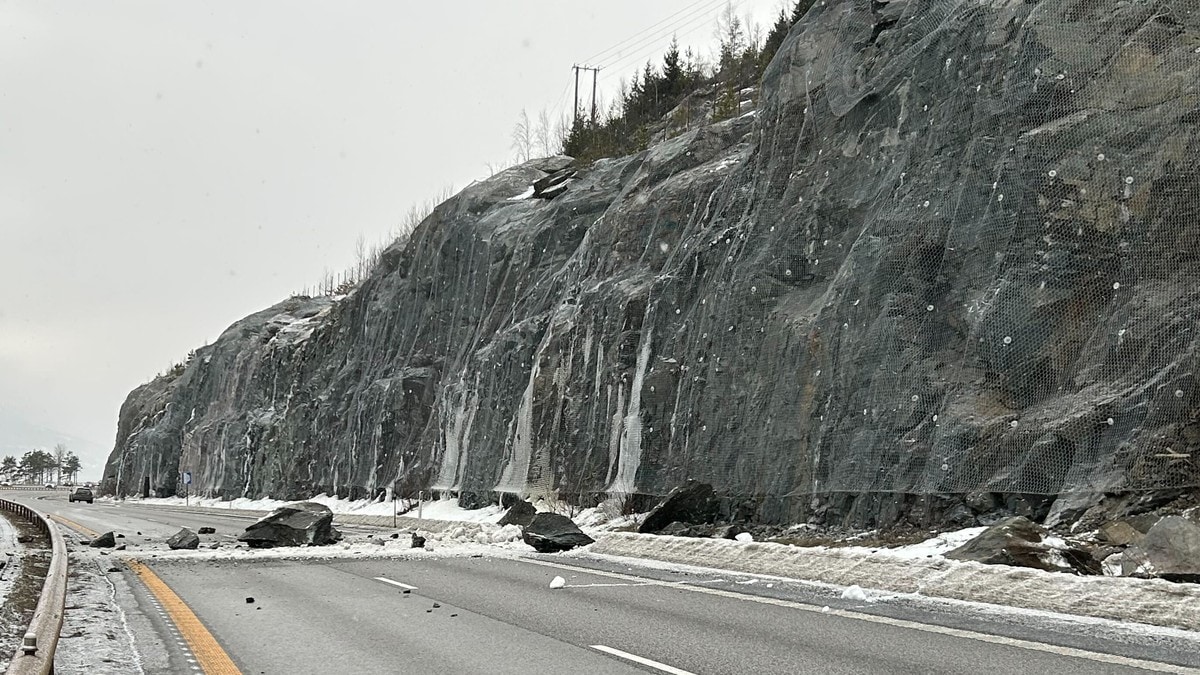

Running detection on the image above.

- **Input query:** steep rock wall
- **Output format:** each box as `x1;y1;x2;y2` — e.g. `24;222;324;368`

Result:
106;0;1200;527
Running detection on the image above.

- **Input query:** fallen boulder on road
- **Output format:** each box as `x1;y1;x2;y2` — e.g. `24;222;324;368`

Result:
237;502;343;549
89;532;116;548
521;513;594;553
197;526;216;535
167;528;200;550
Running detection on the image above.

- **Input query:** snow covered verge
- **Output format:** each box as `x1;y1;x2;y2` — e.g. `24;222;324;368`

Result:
112;497;1200;633
588;532;1200;633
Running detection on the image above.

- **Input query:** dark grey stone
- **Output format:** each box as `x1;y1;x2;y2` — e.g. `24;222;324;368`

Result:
197;526;216;535
237;502;342;549
944;516;1057;571
167;528;200;550
89;532;116;548
1123;516;1200;580
497;499;537;527
410;533;426;548
521;513;594;553
639;481;720;534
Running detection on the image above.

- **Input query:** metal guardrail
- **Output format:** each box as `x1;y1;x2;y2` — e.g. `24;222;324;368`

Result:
0;498;67;675
0;488;64;492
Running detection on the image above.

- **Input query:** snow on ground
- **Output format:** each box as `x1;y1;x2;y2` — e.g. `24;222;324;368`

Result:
587;532;1200;633
0;513;19;609
54;558;143;675
507;185;535;200
835;526;988;559
110;493;642;529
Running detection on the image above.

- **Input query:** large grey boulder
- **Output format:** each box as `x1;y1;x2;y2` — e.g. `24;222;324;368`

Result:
497;499;537;527
639;481;720;534
1121;516;1200;580
237;502;342;549
167;528;200;550
945;516;1059;571
521;513;594;553
89;531;116;548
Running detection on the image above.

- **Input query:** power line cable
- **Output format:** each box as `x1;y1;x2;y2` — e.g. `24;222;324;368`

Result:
595;0;731;74
579;0;727;66
598;0;749;80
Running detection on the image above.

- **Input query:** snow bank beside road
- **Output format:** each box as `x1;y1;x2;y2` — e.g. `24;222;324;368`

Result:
588;532;1200;632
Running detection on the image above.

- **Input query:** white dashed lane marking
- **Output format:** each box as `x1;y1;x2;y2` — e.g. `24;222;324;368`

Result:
590;645;696;675
373;576;418;591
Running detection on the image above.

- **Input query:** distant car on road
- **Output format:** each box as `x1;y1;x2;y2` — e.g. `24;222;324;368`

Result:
44;483;55;489
68;487;94;504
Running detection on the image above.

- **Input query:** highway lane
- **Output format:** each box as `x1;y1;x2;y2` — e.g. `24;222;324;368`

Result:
7;492;1200;674
152;554;1196;675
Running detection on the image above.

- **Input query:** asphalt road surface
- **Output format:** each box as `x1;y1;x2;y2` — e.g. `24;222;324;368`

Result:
8;491;1200;675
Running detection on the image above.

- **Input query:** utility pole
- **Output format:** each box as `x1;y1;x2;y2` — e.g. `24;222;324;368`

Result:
572;64;601;124
590;66;600;122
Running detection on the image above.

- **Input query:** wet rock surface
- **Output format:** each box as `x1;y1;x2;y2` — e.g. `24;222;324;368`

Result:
237;502;342;548
105;1;1200;530
521;513;594;553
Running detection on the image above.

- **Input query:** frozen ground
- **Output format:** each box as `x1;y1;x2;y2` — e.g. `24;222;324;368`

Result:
0;513;19;610
53;557;142;675
0;512;23;669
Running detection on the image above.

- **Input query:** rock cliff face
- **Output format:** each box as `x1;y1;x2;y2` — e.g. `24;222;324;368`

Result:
105;0;1200;528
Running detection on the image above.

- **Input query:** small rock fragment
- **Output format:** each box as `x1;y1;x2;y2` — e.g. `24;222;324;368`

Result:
198;527;216;535
411;534;426;549
549;576;566;589
245;597;255;604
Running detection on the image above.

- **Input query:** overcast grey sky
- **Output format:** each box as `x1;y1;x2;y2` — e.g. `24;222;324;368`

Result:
0;0;781;475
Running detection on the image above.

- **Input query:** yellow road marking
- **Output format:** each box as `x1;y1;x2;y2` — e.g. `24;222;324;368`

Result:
126;559;242;675
48;514;240;674
48;514;100;538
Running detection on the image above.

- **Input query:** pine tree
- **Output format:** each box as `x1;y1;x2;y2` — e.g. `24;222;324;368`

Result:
663;37;683;96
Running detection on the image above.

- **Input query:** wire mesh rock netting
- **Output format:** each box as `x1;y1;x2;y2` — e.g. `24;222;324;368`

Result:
482;0;1200;505
107;0;1199;525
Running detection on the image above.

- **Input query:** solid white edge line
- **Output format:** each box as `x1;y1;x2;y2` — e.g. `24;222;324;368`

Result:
591;644;696;675
524;559;1199;674
374;576;418;590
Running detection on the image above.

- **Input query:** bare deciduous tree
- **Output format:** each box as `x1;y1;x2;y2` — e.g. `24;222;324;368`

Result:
535;109;554;158
511;109;533;163
53;442;66;484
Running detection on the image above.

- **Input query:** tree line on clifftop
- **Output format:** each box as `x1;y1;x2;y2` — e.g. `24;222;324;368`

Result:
558;1;814;162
